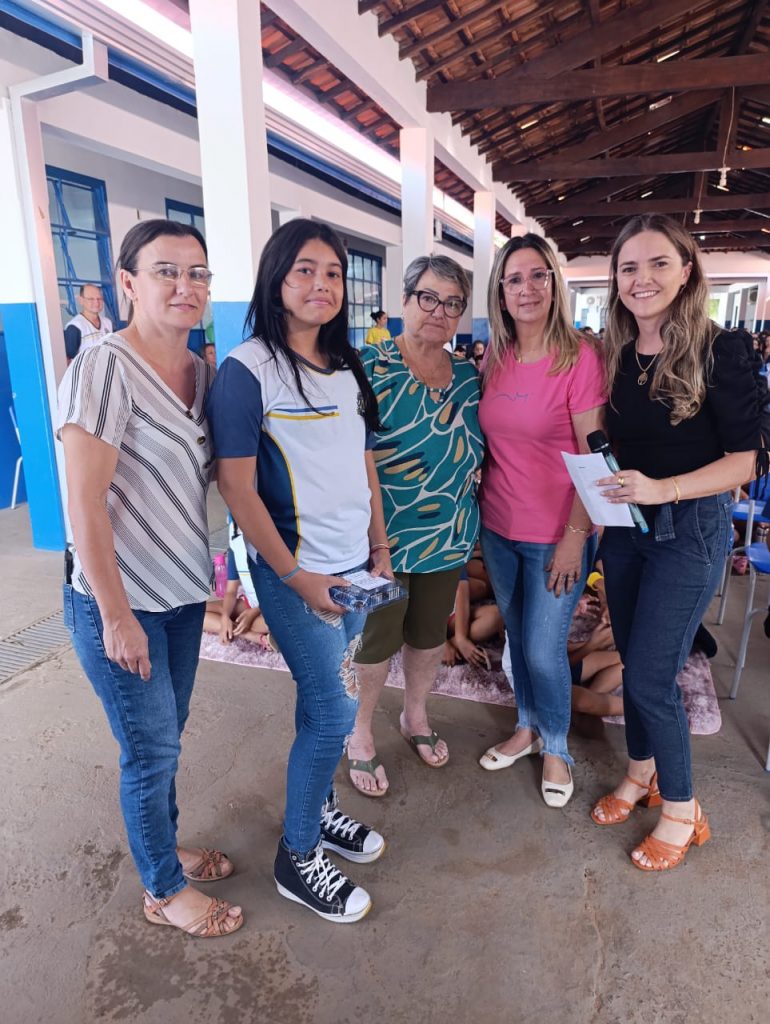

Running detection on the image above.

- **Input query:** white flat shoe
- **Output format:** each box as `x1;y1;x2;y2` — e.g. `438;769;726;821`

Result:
541;763;574;808
479;736;543;771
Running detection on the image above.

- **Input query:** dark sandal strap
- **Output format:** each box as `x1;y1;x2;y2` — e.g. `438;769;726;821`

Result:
348;755;383;776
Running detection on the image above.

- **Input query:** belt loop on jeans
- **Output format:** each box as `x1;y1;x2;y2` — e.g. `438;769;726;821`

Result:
654;502;676;543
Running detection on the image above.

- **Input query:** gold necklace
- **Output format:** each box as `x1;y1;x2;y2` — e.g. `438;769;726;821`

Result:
398;336;453;402
634;346;659;386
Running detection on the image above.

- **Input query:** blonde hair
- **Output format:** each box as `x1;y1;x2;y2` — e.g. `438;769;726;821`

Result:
484;234;584;382
605;214;717;425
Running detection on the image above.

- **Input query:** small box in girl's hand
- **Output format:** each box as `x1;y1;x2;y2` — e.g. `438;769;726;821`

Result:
329;571;407;613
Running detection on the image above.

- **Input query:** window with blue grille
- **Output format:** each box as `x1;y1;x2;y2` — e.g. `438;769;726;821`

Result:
347;250;383;348
47;166;117;327
165;198;206;238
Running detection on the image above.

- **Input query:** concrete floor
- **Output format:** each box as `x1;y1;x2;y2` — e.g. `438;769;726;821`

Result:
0;498;768;1024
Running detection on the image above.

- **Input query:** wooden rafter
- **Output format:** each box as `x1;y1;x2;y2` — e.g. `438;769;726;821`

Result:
494;148;770;183
529;193;770;218
427;55;770;111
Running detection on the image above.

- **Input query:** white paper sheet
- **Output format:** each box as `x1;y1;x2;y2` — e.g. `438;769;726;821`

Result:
561;452;635;527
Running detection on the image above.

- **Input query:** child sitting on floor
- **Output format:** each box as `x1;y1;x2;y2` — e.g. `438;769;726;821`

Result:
443;546;504;667
204;548;272;647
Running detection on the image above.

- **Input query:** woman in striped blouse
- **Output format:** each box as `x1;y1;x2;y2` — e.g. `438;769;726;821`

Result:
58;220;243;938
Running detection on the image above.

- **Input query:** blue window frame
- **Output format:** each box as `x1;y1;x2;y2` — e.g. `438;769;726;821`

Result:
347;250;383;348
47;165;117;327
165;198;206;238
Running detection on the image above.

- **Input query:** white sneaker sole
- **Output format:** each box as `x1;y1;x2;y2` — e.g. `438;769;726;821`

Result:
275;882;372;923
321;838;386;864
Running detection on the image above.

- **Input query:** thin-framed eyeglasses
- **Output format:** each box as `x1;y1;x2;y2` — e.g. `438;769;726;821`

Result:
500;268;553;296
410;290;467;319
136;263;213;286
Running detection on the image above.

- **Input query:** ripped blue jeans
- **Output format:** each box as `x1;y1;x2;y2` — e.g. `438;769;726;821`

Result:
250;557;366;855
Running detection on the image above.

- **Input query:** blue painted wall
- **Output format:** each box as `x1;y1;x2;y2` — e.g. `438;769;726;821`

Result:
211;301;250;362
0;327;26;508
1;303;66;549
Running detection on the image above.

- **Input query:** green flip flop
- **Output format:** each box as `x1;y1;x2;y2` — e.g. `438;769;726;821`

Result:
401;729;449;769
348;754;389;798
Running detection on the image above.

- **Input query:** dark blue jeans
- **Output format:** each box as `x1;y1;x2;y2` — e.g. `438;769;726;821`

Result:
599;494;733;801
249;557;367;857
481;526;596;764
63;584;206;899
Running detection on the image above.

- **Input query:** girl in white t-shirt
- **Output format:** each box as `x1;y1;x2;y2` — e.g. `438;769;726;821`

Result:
208;219;392;925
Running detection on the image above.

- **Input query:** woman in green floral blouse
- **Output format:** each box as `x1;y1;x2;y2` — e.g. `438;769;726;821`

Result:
348;255;483;797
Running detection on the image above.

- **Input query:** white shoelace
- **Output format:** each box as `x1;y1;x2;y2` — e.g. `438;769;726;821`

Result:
298;847;347;899
321;808;360;841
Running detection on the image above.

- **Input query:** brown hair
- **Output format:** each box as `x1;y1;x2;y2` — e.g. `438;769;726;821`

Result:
605;213;717;425
484;233;584;382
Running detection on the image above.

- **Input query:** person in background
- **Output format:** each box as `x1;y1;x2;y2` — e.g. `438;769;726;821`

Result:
203;342;217;368
210;218;390;925
477;233;606;809
64;284;113;362
204;547;271;647
58;219;243;938
348;255;483;798
364;309;391;346
592;213;764;872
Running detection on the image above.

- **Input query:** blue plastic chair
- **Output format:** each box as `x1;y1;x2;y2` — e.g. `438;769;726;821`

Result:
716;478;770;625
727;541;770;771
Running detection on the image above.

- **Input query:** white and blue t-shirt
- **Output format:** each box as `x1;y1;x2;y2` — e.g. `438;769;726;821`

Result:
207;338;371;574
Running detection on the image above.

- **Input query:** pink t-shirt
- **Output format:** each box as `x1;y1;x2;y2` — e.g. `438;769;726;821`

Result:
479;342;607;543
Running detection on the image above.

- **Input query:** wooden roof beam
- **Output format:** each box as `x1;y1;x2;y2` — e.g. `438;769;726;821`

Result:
529;193;770;218
428;55;770;111
399;0;509;58
495;148;770;183
553;218;770;241
377;0;443;37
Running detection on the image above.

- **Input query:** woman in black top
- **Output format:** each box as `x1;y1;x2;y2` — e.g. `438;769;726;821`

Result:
591;214;764;872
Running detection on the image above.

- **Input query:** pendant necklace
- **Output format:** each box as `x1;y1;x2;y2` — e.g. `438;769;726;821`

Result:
634;346;659;386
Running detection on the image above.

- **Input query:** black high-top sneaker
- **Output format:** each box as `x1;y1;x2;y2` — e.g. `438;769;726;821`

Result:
274;840;371;923
320;790;386;863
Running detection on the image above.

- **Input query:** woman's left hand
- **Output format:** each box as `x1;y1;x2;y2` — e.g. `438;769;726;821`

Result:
369;547;395;580
597;471;672;506
546;532;586;598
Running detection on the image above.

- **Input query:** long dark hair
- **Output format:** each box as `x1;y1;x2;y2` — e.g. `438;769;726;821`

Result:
244;219;381;431
117;219;208;324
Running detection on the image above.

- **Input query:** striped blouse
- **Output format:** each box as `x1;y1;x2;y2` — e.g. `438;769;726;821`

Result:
57;334;215;611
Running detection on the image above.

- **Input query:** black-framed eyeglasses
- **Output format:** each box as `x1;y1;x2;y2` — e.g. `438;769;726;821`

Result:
500;269;553;295
137;263;213;286
409;290;467;319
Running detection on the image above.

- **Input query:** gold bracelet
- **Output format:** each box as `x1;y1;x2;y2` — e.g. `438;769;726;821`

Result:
564;523;590;535
370;542;391;552
671;476;681;504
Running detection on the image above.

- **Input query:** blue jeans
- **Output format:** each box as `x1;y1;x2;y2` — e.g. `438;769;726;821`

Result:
480;526;595;764
62;584;206;899
250;558;367;857
599;494;733;801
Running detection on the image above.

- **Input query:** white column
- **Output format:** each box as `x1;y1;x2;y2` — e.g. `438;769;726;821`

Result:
472;190;496;342
400;125;434;274
189;0;273;359
383;243;404;335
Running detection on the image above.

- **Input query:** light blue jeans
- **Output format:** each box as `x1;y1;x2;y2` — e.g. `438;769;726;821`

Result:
249;557;367;856
63;584;206;899
481;526;595;764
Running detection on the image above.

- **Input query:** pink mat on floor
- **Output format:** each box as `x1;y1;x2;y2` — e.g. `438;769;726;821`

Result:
198;597;722;736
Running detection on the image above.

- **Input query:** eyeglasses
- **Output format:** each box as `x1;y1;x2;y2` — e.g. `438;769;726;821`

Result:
500;269;553;295
137;264;213;286
410;290;467;319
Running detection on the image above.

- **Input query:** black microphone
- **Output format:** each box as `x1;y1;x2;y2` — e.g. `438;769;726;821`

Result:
586;430;649;533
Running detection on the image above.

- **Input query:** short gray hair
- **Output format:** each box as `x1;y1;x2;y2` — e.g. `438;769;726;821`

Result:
403;254;470;300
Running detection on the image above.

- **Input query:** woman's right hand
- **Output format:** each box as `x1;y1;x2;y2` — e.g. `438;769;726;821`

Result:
288;569;349;614
102;611;152;680
218;615;234;645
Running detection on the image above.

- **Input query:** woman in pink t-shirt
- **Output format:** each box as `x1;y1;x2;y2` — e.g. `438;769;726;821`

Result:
477;234;607;808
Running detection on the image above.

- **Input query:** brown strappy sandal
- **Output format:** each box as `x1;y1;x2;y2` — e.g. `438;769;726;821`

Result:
182;848;234;882
143;892;243;937
590;771;662;826
631;800;711;872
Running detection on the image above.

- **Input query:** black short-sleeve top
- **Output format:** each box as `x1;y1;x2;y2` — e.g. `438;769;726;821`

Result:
606;328;763;479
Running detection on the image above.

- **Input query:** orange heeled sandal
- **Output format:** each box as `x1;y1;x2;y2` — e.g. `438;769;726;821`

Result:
590;771;662;826
631;800;711;872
